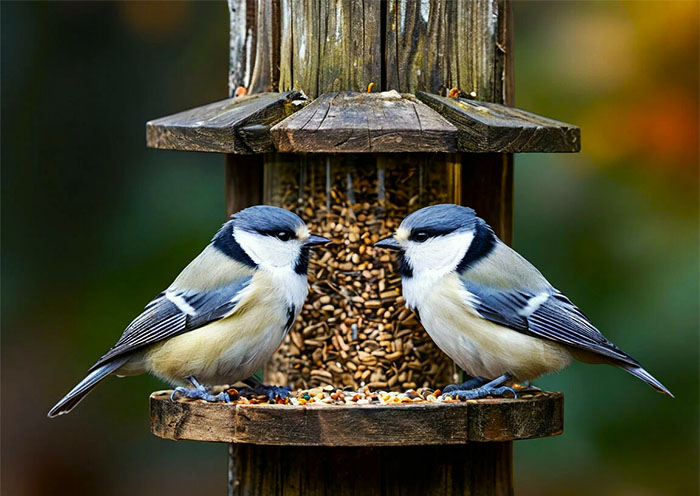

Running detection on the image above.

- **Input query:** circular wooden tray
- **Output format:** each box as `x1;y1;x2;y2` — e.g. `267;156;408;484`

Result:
150;390;563;446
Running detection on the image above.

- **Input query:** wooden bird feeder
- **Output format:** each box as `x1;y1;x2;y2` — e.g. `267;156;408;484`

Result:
146;1;579;495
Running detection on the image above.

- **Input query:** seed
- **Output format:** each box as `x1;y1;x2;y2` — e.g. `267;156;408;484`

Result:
264;159;453;391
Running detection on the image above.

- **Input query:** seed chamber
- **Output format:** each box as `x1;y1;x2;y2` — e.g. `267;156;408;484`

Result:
264;154;460;390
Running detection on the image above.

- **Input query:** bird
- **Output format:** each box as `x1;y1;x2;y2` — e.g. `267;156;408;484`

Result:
48;206;329;417
375;204;672;400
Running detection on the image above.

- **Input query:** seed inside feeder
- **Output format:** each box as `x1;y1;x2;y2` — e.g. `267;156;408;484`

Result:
264;155;459;391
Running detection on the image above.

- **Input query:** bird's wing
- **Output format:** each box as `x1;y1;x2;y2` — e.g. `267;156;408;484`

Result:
89;276;253;370
460;278;638;366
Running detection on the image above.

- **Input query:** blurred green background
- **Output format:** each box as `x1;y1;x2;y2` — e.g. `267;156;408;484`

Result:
2;2;697;495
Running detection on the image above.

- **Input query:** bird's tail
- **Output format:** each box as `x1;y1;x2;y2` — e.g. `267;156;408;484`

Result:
620;363;674;398
48;357;128;418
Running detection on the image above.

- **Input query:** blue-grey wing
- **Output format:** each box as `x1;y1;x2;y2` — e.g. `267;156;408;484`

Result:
462;280;637;366
89;276;252;370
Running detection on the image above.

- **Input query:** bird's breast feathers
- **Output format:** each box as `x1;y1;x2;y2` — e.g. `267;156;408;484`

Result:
142;269;306;385
410;273;572;381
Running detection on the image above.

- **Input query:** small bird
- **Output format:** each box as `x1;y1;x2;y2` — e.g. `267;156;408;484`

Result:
48;206;329;417
375;204;672;399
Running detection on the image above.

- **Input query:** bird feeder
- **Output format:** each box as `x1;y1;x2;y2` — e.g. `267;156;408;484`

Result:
146;1;578;494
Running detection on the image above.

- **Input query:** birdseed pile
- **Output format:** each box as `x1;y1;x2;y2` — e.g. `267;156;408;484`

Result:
265;156;456;391
222;384;525;405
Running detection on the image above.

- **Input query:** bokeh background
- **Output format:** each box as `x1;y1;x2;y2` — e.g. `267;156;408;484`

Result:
2;2;697;495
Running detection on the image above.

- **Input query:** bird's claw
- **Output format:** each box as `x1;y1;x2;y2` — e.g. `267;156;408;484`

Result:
440;385;517;401
443;377;488;393
170;382;231;403
238;384;292;402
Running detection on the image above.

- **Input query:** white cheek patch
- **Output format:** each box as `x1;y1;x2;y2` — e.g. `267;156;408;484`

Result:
404;231;475;276
234;228;300;268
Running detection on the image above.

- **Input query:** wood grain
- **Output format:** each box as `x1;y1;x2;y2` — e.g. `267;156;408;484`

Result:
228;443;513;496
416;92;580;153
225;155;263;217
150;390;563;445
457;153;513;245
270;91;457;153
146;91;302;154
228;0;281;95
279;0;381;98
385;0;504;99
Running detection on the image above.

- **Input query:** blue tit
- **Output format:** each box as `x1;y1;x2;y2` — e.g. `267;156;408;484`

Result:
375;204;672;400
48;206;329;417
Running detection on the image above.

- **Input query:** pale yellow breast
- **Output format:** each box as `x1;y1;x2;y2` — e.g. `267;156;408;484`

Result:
142;272;291;386
419;275;572;381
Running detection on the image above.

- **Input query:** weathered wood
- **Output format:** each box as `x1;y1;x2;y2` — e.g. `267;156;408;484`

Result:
270;91;457;153
150;390;563;445
458;154;513;245
228;443;513;496
278;0;382;98
146;92;302;154
227;0;250;94
226;155;263;217
228;0;281;94
385;0;504;99
416;92;580;153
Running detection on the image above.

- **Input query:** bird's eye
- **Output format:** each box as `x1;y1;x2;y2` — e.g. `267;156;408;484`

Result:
413;231;429;242
276;230;293;241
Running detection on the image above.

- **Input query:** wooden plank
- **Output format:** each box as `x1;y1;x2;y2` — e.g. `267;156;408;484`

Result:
227;0;251;95
146;91;303;154
228;0;281;95
467;394;564;442
385;0;503;100
416;92;581;153
279;0;382;98
456;154;513;245
226;155;263;217
150;390;563;445
229;443;513;496
270;91;457;153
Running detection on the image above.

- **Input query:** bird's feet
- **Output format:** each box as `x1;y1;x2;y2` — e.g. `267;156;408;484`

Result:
236;384;292;402
170;376;230;403
439;373;517;401
443;377;488;393
440;385;517;401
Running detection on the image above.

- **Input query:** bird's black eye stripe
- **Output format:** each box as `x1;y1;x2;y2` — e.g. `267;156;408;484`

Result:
256;228;296;241
408;227;455;242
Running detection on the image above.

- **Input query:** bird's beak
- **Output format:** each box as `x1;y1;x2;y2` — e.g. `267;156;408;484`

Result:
304;234;330;248
375;235;402;251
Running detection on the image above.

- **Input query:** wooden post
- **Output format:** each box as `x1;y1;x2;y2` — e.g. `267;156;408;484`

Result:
222;2;519;495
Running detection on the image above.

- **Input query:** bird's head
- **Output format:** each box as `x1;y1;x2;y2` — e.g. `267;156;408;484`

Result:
375;204;493;278
214;206;329;274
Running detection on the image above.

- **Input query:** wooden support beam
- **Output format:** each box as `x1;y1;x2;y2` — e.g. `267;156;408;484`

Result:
270;91;457;153
146;91;303;154
416;92;580;153
226;443;514;496
150;391;563;445
225;155;263;217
